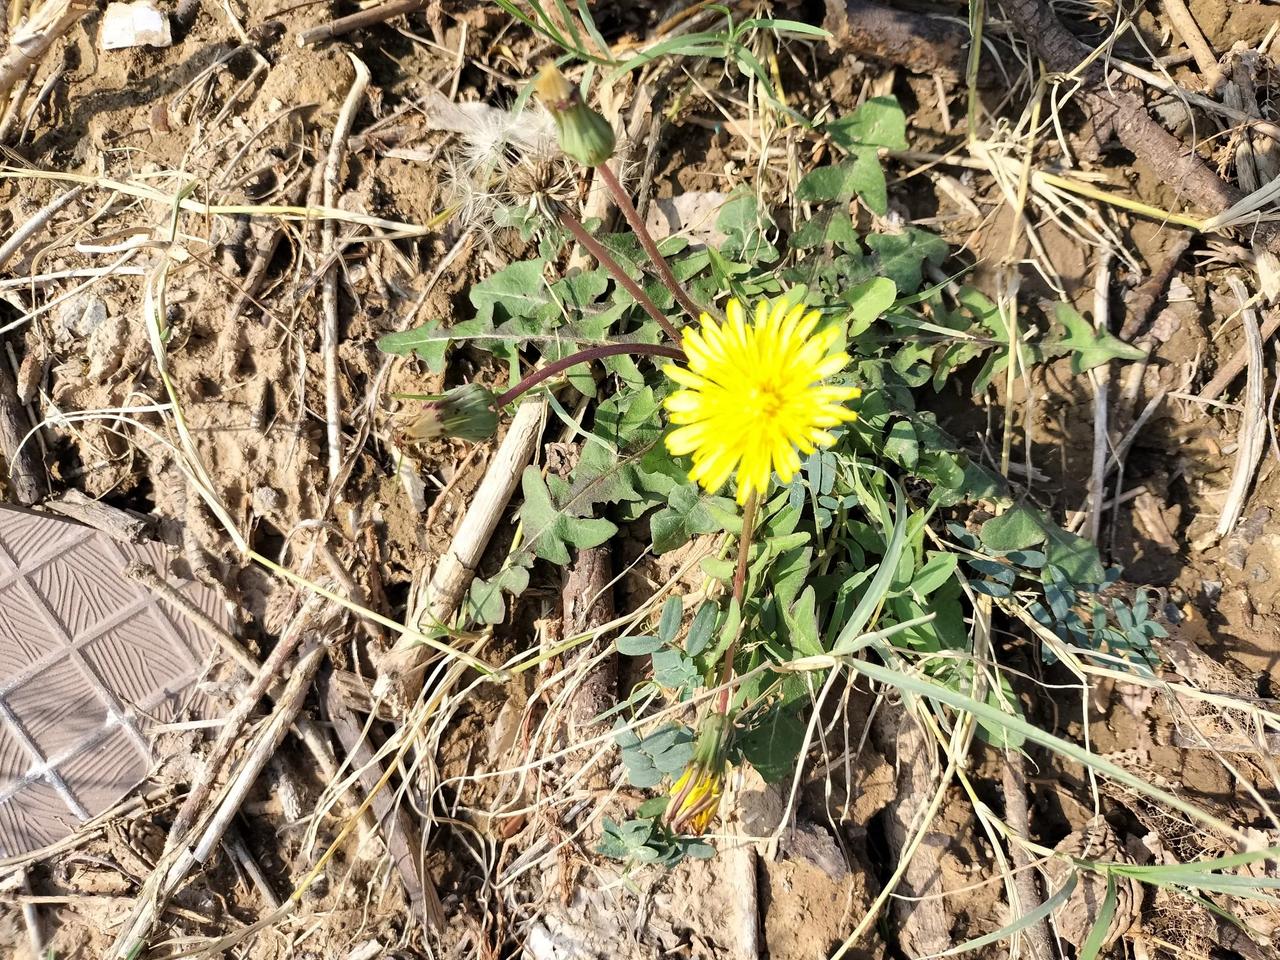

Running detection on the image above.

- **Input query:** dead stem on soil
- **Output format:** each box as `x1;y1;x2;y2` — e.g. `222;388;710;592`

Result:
110;637;331;960
321;676;446;931
0;167;446;237
1215;278;1266;538
1086;250;1114;546
376;397;549;699
321;54;370;489
297;0;426;46
0;0;92;109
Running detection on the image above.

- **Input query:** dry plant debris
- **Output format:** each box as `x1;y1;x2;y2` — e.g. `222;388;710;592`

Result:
0;1;1279;959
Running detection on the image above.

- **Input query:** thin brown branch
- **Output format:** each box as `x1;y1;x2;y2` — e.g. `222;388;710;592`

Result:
559;208;683;342
297;0;426;46
1000;0;1280;253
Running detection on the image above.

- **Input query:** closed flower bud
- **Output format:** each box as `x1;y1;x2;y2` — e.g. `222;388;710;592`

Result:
666;712;730;835
399;384;498;443
533;65;616;167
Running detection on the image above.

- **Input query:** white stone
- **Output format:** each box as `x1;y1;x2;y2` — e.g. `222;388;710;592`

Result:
100;1;172;50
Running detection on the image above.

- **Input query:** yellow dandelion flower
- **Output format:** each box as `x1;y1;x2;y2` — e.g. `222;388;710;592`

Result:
663;297;861;505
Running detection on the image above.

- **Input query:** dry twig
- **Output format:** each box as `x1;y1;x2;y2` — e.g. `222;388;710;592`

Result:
0;342;42;504
1002;755;1053;960
322;678;446;931
1160;0;1224;92
376;397;548;697
1001;0;1280;254
870;702;951;956
1198;308;1280;402
110;638;329;959
1216;278;1266;537
0;185;83;271
1086;251;1113;544
824;0;969;79
297;0;426;46
561;544;616;733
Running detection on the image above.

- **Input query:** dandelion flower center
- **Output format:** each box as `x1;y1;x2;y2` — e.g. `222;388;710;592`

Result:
663;297;861;504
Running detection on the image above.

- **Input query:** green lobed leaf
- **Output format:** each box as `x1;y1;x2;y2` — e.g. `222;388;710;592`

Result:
519;467;617;565
795;149;886;213
1046;302;1148;373
651;483;738;554
463;561;532;626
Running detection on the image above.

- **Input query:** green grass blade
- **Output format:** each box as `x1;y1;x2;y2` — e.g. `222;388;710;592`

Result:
575;0;612;63
847;658;1261;844
831;474;907;653
1076;874;1116;960
933;870;1077;956
734;17;831;38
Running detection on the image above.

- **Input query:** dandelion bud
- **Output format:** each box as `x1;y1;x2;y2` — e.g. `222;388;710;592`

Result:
667;713;730;835
534;65;616;167
399;384;498;443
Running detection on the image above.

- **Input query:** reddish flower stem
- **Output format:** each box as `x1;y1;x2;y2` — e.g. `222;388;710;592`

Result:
557;209;684;344
493;342;684;409
597;161;705;326
716;489;759;715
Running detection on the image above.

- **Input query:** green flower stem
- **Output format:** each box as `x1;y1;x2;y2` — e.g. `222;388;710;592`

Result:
493;342;684;409
596;161;705;326
557;208;684;344
716;489;759;714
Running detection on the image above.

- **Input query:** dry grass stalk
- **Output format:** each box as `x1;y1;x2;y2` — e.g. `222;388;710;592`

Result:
1065;391;1168;533
1110;60;1280;144
725;813;761;960
1086;251;1114;545
1216;278;1266;537
0;0;91;107
125;560;260;675
321;677;446;931
161;592;327;855
0;184;83;270
322;55;370;490
376;396;548;698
